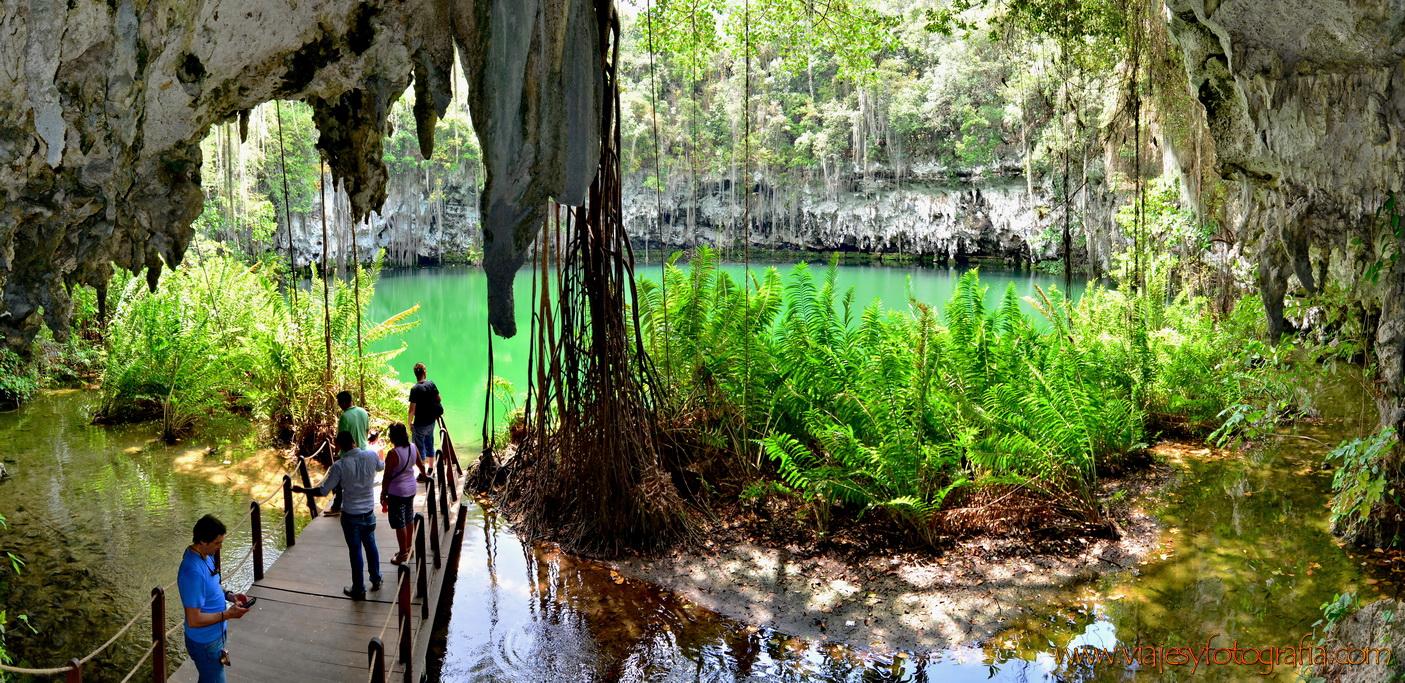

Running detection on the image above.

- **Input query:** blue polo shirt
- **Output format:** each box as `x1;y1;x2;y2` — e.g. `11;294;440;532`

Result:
177;547;226;644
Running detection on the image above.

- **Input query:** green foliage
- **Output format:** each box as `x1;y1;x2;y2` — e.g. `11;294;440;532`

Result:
639;250;1292;546
99;248;417;443
0;349;38;409
1326;428;1400;542
1313;591;1360;637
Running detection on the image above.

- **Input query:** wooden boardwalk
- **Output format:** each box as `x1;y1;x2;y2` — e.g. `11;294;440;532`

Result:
172;456;467;683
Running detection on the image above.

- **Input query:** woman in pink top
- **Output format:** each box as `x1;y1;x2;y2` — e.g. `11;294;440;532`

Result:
380;423;420;565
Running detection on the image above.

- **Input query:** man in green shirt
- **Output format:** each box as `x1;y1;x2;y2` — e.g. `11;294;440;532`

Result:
328;391;370;515
337;390;369;448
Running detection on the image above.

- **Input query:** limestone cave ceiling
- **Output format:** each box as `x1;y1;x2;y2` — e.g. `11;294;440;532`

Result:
0;0;602;346
1166;0;1405;428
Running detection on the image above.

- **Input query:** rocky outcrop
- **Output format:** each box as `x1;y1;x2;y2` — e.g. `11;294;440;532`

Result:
1;0;606;346
1166;0;1405;535
623;169;1128;269
279;171;479;268
1313;598;1405;682
624;172;1057;264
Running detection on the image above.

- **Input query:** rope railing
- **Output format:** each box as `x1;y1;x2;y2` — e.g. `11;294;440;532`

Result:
1;427;464;682
0;451;304;680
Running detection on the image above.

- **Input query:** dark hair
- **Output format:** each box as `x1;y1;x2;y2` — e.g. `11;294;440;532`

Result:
193;514;226;544
413;363;426;380
336;390;353;407
335;430;355;450
388;423;410;448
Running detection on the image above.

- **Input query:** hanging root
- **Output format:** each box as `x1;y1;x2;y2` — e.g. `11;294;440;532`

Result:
500;2;690;557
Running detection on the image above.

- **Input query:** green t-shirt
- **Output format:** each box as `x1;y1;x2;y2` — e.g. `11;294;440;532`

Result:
338;406;369;449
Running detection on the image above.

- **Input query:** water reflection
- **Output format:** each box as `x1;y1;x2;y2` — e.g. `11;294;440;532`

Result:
430;370;1385;682
0;391;296;679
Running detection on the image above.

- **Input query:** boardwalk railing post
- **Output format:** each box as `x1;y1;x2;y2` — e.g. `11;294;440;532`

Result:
250;501;264;581
282;474;296;547
297;455;319;518
151;587;166;682
367;638;386;683
436;462;450;531
427;500;441;570
440;426;459;502
414;513;428;618
397;564;412;668
425;478;437;534
66;658;81;683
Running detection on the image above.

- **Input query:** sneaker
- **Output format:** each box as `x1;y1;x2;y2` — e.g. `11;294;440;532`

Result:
370;579;383;592
342;587;366;601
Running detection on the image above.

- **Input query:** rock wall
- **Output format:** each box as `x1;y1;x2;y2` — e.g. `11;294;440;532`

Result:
622;169;1128;269
0;0;605;344
279;171;479;269
0;0;452;347
1166;0;1405;517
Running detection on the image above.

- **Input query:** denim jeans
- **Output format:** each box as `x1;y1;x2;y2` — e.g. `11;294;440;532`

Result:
412;423;435;465
339;511;381;594
184;632;226;683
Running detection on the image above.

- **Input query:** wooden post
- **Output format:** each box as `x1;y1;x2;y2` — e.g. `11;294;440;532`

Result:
425;478;437;536
66;659;81;682
415;513;428;618
367;638;386;683
282;475;296;547
428;503;442;570
397;565;412;667
250;501;264;582
151;587;166;682
436;463;450;532
440;425;459;502
297;456;319;518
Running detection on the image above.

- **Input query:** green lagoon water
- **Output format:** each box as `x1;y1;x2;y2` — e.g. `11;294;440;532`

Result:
2;262;1388;681
367;261;1084;449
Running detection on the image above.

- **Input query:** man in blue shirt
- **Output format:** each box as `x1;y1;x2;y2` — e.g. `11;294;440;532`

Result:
177;515;250;682
293;430;386;600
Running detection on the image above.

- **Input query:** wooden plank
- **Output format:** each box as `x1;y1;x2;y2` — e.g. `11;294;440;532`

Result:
172;471;465;682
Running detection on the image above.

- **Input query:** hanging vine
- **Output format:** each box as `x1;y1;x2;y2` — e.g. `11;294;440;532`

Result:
507;3;690;556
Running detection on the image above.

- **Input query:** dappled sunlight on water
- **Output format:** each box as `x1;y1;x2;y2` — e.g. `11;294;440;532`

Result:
426;368;1388;681
0;391;306;677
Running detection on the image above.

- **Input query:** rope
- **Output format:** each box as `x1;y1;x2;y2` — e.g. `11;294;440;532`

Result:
115;642;156;683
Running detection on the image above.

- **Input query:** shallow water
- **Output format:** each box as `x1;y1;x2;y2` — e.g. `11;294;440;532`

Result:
1;263;1389;682
0;392;301;679
419;369;1385;681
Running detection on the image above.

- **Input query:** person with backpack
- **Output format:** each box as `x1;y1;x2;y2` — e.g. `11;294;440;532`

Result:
407;362;443;476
